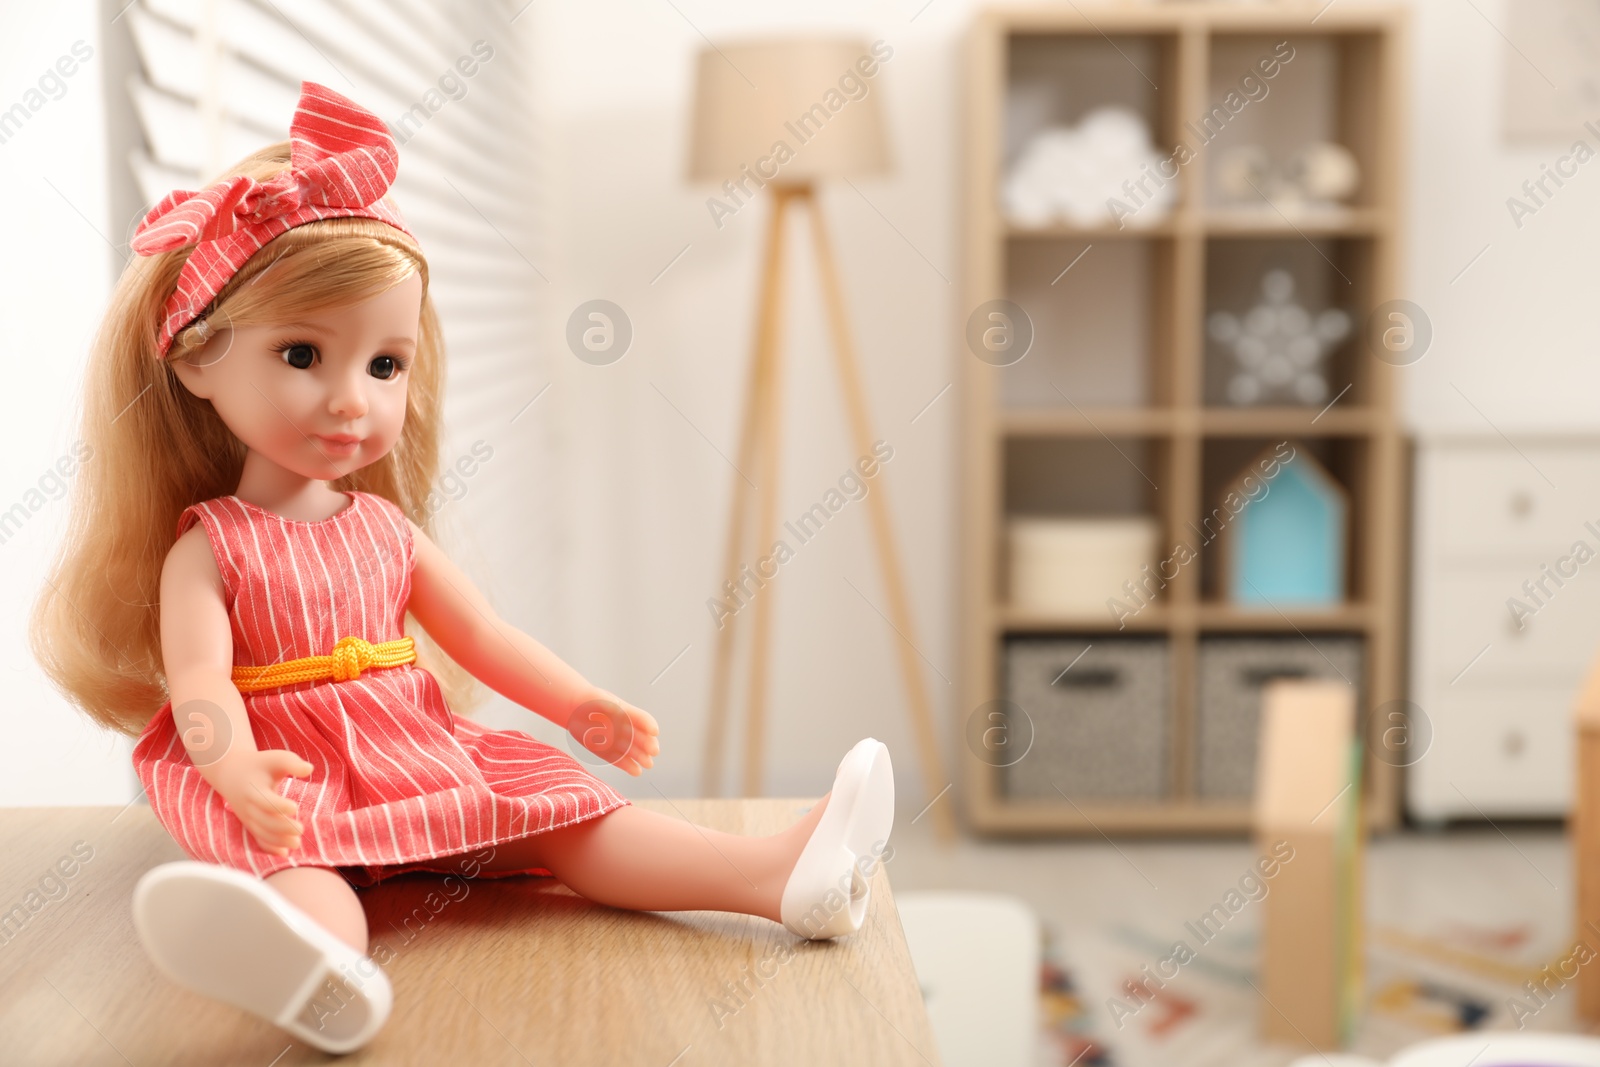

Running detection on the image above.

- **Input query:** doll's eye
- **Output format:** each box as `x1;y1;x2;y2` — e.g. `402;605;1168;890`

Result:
368;355;405;380
276;343;317;369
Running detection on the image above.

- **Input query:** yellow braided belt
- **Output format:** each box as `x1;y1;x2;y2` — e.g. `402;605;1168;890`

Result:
231;635;416;693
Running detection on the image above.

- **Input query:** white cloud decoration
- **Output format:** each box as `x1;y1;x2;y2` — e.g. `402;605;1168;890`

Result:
1002;107;1175;228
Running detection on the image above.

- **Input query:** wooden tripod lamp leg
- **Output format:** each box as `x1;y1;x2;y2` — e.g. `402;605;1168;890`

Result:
805;195;958;843
702;188;794;797
739;186;802;797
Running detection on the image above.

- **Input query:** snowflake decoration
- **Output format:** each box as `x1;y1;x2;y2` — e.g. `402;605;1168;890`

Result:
1207;269;1352;406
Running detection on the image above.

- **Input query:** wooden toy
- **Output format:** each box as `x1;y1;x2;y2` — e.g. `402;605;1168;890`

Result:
1254;678;1363;1049
1223;442;1348;608
1572;645;1600;1020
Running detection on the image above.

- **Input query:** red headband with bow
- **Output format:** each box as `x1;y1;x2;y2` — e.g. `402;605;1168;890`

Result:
131;80;415;357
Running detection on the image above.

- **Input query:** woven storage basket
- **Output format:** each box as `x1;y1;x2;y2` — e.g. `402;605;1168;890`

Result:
1195;634;1364;800
1001;636;1170;801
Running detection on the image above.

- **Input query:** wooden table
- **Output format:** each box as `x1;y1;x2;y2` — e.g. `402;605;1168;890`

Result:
0;799;940;1065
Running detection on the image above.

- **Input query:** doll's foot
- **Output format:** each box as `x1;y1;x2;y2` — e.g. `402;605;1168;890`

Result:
786;790;832;847
133;861;392;1053
778;738;894;940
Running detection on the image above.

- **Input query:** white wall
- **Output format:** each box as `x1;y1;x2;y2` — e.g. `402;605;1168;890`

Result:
0;2;128;804
526;1;966;802
1404;0;1600;432
6;0;1597;809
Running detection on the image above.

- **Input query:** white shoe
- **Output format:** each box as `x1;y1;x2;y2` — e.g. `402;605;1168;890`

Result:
132;861;392;1053
780;737;895;940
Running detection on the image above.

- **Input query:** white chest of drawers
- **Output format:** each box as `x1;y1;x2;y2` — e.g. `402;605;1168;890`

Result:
1410;435;1600;821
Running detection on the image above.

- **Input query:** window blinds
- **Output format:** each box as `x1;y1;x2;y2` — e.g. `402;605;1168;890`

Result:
110;0;563;661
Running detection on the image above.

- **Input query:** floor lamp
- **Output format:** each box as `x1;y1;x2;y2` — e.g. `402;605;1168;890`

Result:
688;39;955;841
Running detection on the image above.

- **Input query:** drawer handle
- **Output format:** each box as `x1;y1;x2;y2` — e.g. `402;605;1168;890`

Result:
1242;667;1313;687
1509;491;1534;518
1503;730;1526;758
1053;667;1119;688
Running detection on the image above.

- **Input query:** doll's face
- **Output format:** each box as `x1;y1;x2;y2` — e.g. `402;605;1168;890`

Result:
171;272;422;481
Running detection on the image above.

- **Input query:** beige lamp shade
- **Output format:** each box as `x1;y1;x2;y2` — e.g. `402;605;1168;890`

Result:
687;38;893;184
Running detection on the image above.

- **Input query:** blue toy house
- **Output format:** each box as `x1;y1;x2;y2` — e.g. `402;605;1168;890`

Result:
1226;445;1347;607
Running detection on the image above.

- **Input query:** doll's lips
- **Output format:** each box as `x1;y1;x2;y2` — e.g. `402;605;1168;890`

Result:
312;434;362;456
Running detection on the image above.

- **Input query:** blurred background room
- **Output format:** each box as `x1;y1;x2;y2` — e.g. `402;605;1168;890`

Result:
7;0;1600;1064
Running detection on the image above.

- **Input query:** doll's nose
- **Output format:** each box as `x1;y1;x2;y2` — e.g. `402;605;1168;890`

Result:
327;375;368;419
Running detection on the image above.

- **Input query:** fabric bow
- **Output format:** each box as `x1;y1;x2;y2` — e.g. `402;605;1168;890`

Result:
130;81;399;256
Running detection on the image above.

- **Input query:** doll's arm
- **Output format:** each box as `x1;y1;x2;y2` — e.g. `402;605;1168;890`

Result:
404;519;659;765
161;526;311;852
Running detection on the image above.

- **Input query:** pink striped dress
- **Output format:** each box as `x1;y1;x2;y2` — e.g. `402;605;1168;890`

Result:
131;490;631;887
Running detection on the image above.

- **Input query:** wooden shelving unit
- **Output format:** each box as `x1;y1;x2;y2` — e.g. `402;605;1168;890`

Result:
959;3;1408;834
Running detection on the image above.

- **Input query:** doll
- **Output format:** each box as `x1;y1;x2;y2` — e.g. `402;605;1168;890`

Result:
29;81;895;1054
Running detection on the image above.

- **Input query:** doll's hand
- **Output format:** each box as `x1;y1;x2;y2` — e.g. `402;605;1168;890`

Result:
568;691;660;776
209;748;314;856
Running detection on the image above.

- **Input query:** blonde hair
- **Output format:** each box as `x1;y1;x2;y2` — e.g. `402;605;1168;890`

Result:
30;141;478;737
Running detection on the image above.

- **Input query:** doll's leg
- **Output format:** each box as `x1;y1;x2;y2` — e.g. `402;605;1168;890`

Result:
478;794;832;922
266;866;370;954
